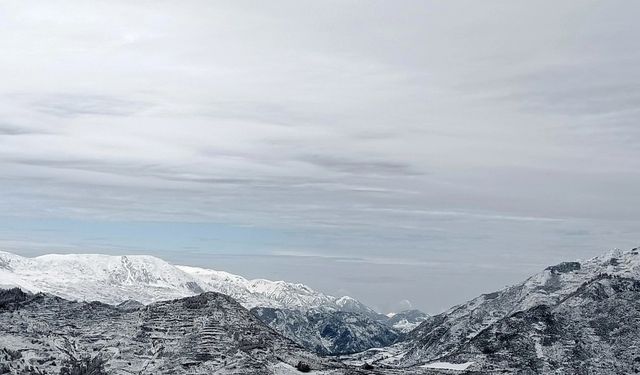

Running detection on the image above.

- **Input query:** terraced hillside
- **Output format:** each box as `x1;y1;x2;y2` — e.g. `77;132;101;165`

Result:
0;288;333;374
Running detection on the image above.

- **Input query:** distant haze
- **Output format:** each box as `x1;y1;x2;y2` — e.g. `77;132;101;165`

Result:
0;1;639;313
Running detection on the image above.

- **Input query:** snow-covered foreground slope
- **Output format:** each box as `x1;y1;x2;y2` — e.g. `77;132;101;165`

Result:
0;251;366;312
0;288;339;374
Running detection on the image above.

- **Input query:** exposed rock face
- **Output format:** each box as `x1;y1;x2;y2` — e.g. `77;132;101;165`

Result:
116;299;145;311
252;307;400;355
545;261;581;274
0;287;29;310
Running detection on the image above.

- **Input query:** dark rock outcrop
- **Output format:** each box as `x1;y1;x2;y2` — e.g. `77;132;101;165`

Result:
252;307;400;355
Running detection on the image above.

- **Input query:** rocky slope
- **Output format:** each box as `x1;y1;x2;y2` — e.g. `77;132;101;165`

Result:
252;307;401;356
442;274;640;374
0;287;336;374
334;296;388;321
400;249;640;366
344;248;640;374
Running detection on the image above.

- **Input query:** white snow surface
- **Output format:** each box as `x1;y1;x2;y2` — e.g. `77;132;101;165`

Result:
515;248;640;310
390;319;422;333
177;264;336;309
422;361;474;371
0;250;363;311
334;295;383;319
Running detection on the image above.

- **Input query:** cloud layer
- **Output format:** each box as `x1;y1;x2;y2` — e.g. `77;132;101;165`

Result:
1;1;639;311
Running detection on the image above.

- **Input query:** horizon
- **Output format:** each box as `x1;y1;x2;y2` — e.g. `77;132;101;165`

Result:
1;239;636;315
2;1;640;314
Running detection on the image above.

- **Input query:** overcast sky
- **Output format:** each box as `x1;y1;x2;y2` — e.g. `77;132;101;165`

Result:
1;1;639;313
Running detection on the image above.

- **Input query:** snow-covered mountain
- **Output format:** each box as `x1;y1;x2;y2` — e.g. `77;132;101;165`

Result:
344;247;640;373
177;264;338;311
334;295;388;321
400;248;640;366
384;309;429;333
0;250;368;312
0;251;206;304
440;274;640;373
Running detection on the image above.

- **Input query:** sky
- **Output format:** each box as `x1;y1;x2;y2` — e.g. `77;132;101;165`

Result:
0;1;639;313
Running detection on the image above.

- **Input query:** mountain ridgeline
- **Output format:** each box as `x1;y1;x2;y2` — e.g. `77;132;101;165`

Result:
343;247;640;374
0;251;358;311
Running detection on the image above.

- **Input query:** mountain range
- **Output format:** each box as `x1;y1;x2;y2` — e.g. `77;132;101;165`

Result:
0;251;423;356
3;247;640;374
0;251;348;311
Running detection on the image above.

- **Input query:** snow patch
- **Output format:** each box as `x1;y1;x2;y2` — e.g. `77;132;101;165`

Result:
534;337;544;359
422;361;474;371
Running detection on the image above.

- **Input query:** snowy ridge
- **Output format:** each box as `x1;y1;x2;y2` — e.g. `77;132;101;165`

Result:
176;265;337;310
343;247;640;373
335;295;387;321
0;252;201;304
401;247;640;361
384;309;429;333
0;250;365;312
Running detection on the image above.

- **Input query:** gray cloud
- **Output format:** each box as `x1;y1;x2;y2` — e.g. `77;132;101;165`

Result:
0;124;40;135
484;62;640;117
0;0;639;311
296;154;419;176
31;94;150;117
